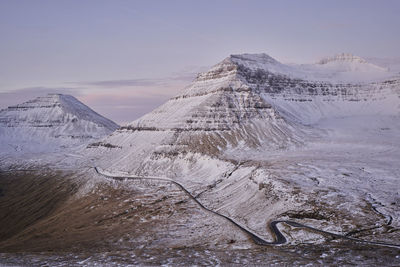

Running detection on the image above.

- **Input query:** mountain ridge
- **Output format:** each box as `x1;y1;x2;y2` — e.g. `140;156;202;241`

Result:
2;53;400;257
0;93;119;155
84;52;399;175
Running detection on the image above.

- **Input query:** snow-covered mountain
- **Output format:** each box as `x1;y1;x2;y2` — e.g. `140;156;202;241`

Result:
0;94;119;155
3;53;400;254
86;53;400;175
210;53;393;83
298;53;391;82
82;53;400;248
366;56;400;73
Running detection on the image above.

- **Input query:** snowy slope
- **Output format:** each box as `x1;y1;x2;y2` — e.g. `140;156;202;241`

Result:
3;53;398;247
82;49;400;247
87;53;400;175
0;94;119;155
297;56;386;83
84;53;400;230
223;53;394;83
229;54;400;124
86;54;315;174
366;56;400;73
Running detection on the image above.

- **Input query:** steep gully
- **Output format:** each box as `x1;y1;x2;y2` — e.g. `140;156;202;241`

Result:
94;167;400;249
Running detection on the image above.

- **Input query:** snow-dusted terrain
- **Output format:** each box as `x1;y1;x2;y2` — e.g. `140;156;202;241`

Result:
1;53;400;265
0;94;118;157
87;53;399;172
83;53;400;246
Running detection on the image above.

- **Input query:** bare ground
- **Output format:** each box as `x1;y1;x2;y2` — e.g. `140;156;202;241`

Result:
0;171;399;266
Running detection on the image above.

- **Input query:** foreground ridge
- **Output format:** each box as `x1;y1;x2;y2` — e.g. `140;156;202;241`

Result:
94;167;400;249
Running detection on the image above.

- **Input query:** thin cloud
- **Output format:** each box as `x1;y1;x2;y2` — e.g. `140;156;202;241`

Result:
83;79;165;87
0;66;209;123
72;68;205;88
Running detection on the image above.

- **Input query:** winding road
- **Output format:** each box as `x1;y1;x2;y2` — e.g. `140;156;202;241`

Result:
94;167;400;249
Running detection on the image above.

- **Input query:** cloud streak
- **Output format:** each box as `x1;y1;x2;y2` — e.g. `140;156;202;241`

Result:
82;78;165;87
0;66;209;123
73;70;201;88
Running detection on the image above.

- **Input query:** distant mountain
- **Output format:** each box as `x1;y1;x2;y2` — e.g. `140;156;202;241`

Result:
3;54;400;254
0;94;119;154
365;56;400;73
86;53;400;174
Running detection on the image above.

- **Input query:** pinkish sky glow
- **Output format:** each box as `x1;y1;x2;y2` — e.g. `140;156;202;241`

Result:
1;0;400;124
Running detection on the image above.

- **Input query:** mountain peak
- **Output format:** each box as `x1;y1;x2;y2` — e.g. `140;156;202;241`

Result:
9;93;62;108
194;53;286;84
85;52;400;174
317;53;368;65
6;94;117;129
229;53;279;64
314;53;389;75
0;94;119;154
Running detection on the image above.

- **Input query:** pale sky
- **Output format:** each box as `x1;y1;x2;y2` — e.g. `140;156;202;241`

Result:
1;0;399;124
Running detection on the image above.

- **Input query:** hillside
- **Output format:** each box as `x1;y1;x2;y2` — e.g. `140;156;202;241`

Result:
0;94;119;156
1;53;399;265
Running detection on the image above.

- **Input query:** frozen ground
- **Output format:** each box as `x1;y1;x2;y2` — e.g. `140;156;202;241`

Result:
1;53;400;266
1;114;399;266
0;168;399;267
1;243;400;267
213;115;400;244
